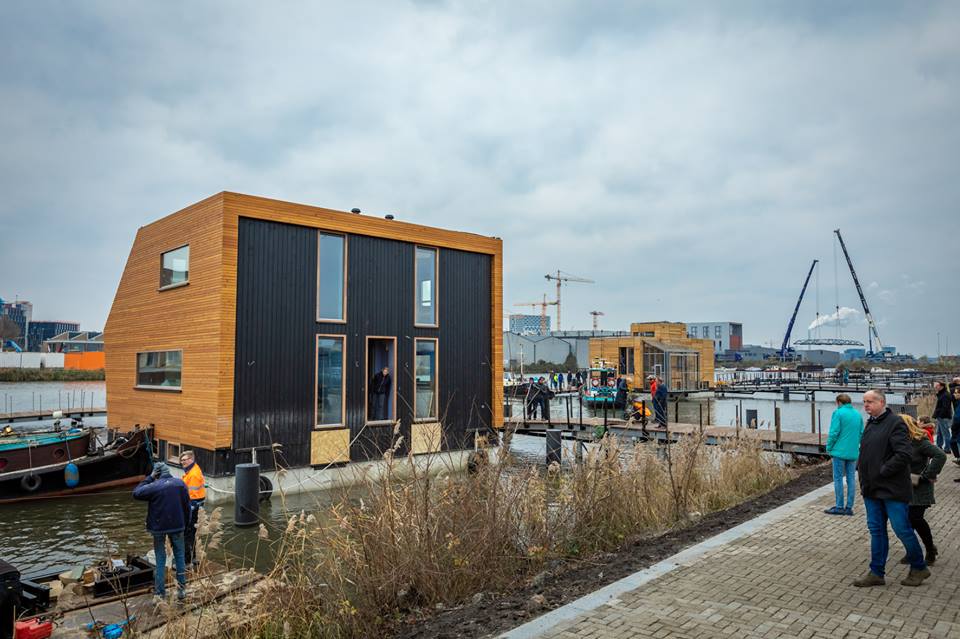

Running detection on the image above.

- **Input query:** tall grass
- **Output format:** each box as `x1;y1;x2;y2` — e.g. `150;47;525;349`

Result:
236;434;791;638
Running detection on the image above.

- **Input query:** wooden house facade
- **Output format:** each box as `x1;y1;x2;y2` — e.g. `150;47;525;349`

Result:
589;322;714;391
105;193;503;476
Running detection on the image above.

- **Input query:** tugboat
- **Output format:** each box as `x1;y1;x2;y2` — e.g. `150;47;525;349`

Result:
0;417;152;504
580;364;618;409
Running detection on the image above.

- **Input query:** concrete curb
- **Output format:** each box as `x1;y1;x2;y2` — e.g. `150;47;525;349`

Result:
498;481;835;639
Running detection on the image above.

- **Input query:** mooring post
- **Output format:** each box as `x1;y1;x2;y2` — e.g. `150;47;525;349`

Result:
566;394;571;429
817;409;822;448
775;406;782;449
546;429;562;466
674;397;679;424
699;403;703;433
706;399;711;425
234;462;260;527
578;393;583;430
810;397;816;434
574;437;584;464
603;401;608;429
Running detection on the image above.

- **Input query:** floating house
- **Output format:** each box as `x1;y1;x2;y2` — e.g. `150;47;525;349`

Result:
105;193;503;480
589;322;714;391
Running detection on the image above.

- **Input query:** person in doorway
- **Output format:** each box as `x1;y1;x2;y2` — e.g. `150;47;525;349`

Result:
653;377;668;427
853;390;929;587
900;415;946;565
133;462;191;602
370;366;391;421
932;381;953;451
824;393;863;516
179;450;206;567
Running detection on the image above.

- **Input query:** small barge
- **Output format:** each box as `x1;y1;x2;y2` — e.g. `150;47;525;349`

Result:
0;422;152;504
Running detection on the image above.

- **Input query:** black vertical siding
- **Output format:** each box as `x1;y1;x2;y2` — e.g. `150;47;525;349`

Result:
232;217;492;468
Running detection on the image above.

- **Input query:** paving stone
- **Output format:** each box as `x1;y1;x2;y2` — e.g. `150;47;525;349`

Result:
538;463;960;638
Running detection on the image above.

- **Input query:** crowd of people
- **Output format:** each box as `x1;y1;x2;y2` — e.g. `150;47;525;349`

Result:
825;380;959;587
521;371;669;427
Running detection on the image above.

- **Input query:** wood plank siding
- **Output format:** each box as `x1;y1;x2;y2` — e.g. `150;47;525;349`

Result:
105;192;502;471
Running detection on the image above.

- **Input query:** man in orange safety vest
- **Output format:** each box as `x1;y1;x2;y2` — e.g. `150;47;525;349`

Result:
179;450;206;566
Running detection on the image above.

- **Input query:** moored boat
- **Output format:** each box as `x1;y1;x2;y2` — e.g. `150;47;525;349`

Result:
0;425;152;504
580;365;617;408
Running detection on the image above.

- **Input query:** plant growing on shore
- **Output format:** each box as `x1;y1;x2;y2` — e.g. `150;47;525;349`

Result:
234;433;791;639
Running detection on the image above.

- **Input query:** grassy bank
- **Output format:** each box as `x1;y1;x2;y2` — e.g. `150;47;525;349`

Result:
0;368;105;382
191;434;791;638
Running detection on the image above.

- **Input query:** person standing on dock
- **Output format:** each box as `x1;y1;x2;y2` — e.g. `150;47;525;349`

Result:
370;366;392;421
823;393;863;516
853;390;929;588
932;381;953;451
653;377;667;427
133;462;191;602
179;450;206;567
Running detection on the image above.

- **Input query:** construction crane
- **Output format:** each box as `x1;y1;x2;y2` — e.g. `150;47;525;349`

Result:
780;260;818;360
544;270;594;331
514;294;558;334
834;229;883;354
589;310;605;330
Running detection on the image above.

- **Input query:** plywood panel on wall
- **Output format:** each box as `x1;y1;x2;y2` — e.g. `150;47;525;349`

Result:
311;428;351;465
411;422;442;454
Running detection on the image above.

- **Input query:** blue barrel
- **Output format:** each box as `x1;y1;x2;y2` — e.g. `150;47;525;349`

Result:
234;463;260;527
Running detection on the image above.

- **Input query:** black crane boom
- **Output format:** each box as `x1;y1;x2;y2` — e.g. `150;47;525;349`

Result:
834;229;883;353
780;259;818;359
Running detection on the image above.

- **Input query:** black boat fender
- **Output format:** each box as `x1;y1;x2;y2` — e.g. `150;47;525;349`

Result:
258;475;273;502
21;473;41;492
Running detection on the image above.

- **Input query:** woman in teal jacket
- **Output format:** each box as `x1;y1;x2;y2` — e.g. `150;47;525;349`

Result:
825;393;864;515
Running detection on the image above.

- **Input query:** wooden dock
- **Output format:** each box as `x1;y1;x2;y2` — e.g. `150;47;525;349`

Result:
2;407;107;424
509;418;828;457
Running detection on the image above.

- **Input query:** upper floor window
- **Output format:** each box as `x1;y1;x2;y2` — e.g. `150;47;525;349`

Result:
715;325;722;338
160;245;189;289
317;233;346;322
702;326;710;338
136;350;182;389
415;247;438;326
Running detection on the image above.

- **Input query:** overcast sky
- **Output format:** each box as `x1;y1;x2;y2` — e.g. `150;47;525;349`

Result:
1;1;957;356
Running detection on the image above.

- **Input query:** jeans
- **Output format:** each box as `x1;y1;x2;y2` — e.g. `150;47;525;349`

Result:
863;497;925;576
831;457;856;509
935;418;952;450
153;531;186;597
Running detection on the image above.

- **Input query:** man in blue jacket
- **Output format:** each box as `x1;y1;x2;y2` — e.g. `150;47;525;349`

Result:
824;393;863;515
133;462;191;601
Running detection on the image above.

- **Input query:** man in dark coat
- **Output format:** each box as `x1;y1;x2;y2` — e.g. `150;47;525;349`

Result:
133;462;191;600
853;390;929;588
537;376;552;420
653;377;668;427
614;376;628;410
526;377;543;419
932;381;953;451
370;366;392;421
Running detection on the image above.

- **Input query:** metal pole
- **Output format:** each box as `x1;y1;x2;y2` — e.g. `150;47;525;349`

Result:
810;398;816;434
818;409;822;448
578;393;583;430
546;429;562;466
699;403;703;433
603;399;608;430
775;406;782;449
674;398;679;424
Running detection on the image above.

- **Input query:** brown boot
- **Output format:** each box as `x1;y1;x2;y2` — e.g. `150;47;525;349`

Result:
900;567;931;587
852;572;885;587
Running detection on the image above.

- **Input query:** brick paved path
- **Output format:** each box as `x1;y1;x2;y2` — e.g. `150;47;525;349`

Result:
518;461;960;639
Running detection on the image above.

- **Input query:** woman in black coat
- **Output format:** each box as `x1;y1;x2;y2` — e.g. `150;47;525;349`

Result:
901;415;946;565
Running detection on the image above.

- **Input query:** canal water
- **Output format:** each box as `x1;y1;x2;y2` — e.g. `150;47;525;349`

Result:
1;381;899;576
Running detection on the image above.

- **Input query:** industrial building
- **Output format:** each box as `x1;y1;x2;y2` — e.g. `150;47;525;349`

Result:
590;322;715;391
509;313;551;335
105;192;502;477
686;322;743;354
28;320;80;352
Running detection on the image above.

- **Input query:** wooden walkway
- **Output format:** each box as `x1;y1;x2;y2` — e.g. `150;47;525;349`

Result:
510;418;828;457
2;407;107;424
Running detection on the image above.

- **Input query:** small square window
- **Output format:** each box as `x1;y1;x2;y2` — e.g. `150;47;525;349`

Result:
136;350;182;389
160;245;189;289
166;441;182;465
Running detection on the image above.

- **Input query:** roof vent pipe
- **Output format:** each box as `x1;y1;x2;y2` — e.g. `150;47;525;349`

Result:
384;214;395;220
351;208;361;214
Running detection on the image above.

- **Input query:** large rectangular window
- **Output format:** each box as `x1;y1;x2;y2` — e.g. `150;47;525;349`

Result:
415;246;437;326
414;339;438;421
618;346;635;375
136;350;182;389
160;245;189;289
316;336;345;427
317;233;346;322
